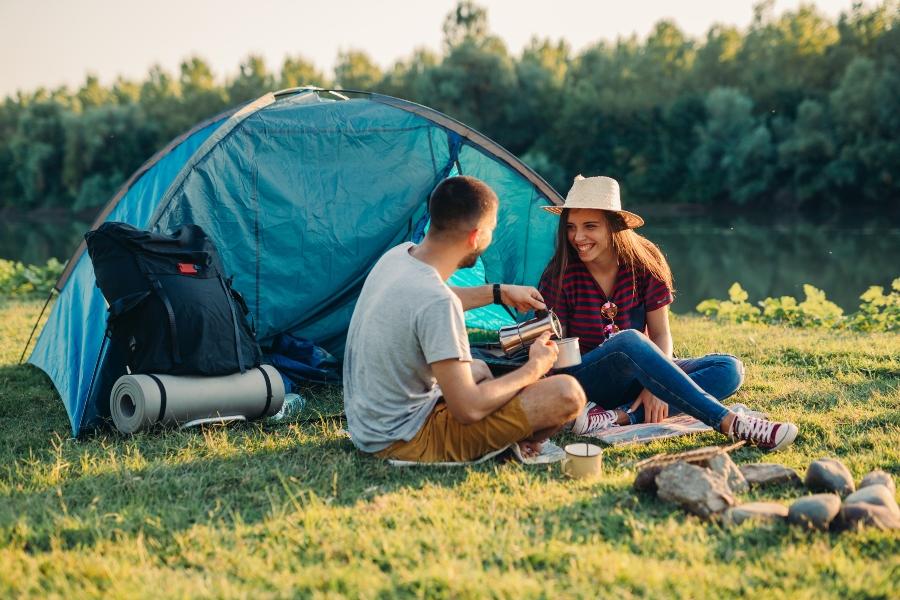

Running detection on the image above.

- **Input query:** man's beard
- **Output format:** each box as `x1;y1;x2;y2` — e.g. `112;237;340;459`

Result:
458;248;484;269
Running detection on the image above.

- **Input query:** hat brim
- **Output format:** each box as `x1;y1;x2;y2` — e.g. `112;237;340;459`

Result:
541;205;644;229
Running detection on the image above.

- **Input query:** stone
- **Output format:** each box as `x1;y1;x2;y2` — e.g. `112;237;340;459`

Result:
844;485;900;518
739;463;802;488
859;470;896;495
703;453;749;494
723;502;789;527
655;461;736;519
805;458;855;496
634;446;732;493
634;464;664;493
833;503;900;532
788;494;842;530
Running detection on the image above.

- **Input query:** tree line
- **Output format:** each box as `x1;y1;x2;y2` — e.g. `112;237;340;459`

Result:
0;0;897;215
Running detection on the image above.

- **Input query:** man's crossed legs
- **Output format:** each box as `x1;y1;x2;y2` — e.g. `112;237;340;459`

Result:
376;360;586;463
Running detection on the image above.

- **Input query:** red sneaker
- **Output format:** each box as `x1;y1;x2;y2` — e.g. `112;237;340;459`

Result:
572;402;619;435
729;414;798;451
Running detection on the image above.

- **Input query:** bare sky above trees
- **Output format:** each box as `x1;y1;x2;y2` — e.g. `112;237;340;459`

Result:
0;0;862;97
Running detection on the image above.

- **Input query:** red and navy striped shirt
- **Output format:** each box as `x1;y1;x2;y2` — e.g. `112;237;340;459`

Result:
539;260;674;354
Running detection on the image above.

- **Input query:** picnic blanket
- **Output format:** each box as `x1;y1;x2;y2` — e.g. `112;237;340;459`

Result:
583;404;765;446
585;414;712;446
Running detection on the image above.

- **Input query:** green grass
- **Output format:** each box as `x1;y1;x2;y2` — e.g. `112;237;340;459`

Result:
1;298;898;598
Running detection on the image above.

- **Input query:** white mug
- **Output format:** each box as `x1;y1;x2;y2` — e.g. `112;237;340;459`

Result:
561;442;602;479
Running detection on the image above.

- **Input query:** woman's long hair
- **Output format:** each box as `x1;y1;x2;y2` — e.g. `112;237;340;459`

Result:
541;209;674;298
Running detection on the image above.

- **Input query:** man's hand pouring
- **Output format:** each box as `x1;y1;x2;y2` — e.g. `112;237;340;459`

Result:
500;285;547;313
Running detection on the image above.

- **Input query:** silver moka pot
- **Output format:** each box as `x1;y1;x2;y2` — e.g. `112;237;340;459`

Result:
498;310;562;356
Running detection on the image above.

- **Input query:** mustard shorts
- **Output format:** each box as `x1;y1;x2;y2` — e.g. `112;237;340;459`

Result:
375;397;533;463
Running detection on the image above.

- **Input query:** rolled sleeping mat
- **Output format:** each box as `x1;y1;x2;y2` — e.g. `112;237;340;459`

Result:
110;365;285;433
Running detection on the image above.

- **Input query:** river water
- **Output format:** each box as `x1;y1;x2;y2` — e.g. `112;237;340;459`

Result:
2;210;898;312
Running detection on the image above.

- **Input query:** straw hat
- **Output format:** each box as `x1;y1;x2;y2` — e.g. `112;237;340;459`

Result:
542;175;644;229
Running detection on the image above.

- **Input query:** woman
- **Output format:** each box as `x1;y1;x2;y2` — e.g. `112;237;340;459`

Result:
539;176;797;451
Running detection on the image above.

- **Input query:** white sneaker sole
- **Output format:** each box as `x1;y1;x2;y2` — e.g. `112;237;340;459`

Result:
769;422;799;452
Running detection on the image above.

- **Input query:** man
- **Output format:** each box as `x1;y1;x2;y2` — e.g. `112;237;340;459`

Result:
344;176;586;462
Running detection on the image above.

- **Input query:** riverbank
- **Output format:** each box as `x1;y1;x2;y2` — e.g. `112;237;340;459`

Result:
4;205;899;311
1;298;898;598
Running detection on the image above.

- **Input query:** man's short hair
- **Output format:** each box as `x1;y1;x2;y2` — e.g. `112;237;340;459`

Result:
428;176;498;235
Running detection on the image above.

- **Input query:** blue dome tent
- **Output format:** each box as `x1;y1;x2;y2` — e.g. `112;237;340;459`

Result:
26;88;564;437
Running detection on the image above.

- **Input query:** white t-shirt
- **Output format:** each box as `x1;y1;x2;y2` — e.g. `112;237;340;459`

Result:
343;242;471;453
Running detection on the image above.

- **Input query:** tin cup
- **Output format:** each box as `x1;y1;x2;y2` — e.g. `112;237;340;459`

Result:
561;443;602;479
552;337;581;369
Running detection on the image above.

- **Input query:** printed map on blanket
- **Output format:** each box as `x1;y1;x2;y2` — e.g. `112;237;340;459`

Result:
585;414;712;446
584;405;765;446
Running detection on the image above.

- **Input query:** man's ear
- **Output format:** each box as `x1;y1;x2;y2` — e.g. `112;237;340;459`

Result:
466;228;480;248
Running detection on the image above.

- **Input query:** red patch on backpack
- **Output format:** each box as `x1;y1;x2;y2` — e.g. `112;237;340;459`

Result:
177;263;199;275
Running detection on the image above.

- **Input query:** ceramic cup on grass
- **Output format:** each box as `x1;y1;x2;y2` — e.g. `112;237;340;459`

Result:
562;442;602;479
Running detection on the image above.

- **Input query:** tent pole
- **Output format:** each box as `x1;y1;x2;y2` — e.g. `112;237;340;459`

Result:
18;290;55;365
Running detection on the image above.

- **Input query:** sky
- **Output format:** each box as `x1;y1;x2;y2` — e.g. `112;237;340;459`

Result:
0;0;867;97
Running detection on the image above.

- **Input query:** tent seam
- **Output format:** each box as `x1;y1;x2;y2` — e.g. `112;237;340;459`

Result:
367;93;562;205
148;93;276;229
253;161;261;329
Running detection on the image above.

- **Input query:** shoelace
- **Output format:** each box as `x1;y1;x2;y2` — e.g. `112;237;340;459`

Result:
734;415;776;444
586;409;616;432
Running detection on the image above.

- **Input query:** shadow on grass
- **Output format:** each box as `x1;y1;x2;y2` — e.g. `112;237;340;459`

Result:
3;370;894;566
0;364;71;454
2;401;536;557
0;401;738;561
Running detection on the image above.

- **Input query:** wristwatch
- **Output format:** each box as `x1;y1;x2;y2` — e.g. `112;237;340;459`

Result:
492;283;503;305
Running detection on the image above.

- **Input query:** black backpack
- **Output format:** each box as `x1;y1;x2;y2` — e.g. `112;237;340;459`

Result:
85;222;261;376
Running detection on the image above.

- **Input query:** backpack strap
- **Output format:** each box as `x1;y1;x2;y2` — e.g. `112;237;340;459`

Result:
147;277;182;365
146;373;168;423
228;279;256;337
132;254;181;367
217;274;245;373
108;291;151;324
255;366;273;418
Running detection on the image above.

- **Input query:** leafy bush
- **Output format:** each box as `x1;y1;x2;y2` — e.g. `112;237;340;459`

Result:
697;279;899;333
0;259;64;296
696;283;760;323
845;280;900;333
760;284;844;328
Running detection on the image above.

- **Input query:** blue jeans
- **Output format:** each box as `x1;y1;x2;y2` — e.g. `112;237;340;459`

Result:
562;329;744;429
